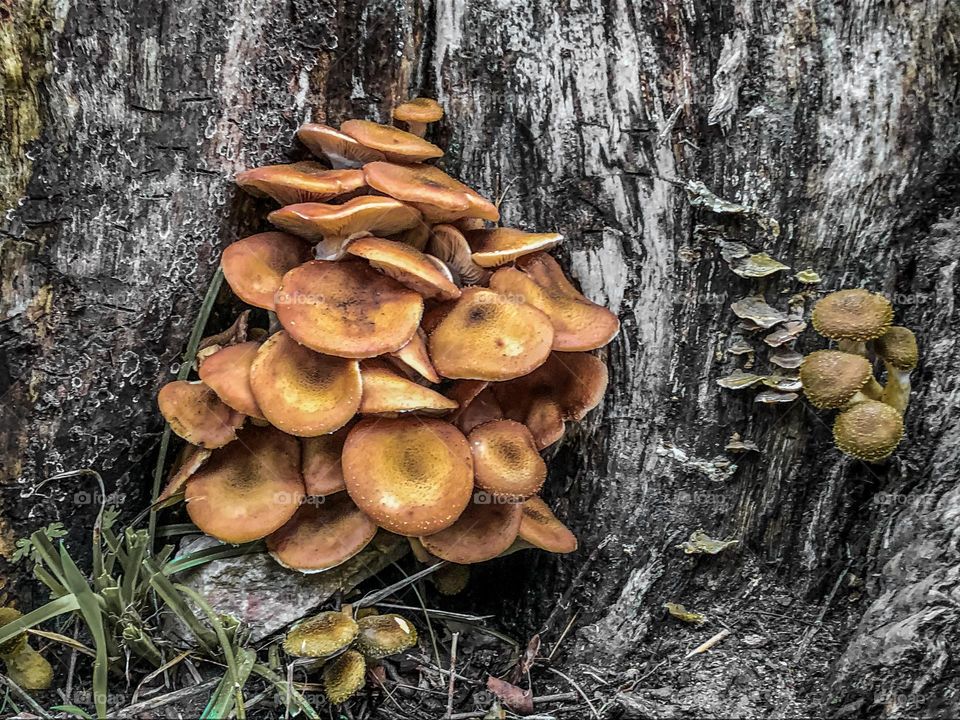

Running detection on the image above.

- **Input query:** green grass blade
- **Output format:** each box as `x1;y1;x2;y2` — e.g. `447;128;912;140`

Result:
164;541;264;575
0;595;79;648
201;648;256;720
250;664;321;720
50;705;95;719
143;557;216;654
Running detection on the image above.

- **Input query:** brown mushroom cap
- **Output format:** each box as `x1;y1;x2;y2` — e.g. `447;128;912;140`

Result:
296;123;386;168
342;417;474;536
157;444;211;503
811;289;893;341
341;119;443;163
284;610;359;658
346;236;461;301
221;232;311;311
236;162;366;205
158;380;244;449
185;425;304;543
518;496;578;553
275;260;424;358
420;500;523;564
873;326;919;371
249;330;361;436
799;350;874;409
197;341;264;419
833;400;904;462
492;352;608;448
427;224;489;285
323;649;367;704
393;98;444;124
490;253;620;351
363;162;499;223
389;329;440;383
428;287;554;381
469;420;546;500
266;492;378;573
359;360;458;415
301;426;349;496
354;614;419;659
467;228;562;267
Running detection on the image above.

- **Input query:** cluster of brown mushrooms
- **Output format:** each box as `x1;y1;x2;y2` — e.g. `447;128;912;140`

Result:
799;289;917;462
156;99;619;589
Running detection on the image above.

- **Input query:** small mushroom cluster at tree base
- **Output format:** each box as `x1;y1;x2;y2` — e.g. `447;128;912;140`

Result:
154;99;619;600
799;289;917;462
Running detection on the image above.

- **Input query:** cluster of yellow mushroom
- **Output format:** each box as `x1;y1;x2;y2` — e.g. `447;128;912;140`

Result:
155;98;619;583
799;289;918;462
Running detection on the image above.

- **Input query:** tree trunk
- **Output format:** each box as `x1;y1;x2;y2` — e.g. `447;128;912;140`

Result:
2;0;958;717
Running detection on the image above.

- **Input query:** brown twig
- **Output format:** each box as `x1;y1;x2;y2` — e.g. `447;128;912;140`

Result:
446;631;459;718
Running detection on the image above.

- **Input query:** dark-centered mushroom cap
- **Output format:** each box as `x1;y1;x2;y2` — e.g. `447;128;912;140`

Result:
389;329;440;384
799;350;875;409
518;497;578;553
323;649;367;704
811;289;893;341
221;232;311;311
363;162;499;223
249;331;361;436
354;614;418;659
236;162;366;205
420;500;523;564
341;119;443;163
158;380;244;449
467;228;562;268
275;260;424;358
873;326;918;371
428;287;554;381
197;341;264;419
267;492;378;573
393;98;443;124
490;253;620;351
283;610;359;658
359;360;458;416
342;417;474;536
185;425;304;543
346;236;461;301
296;123;386;168
427;224;489;285
469;420;546;500
301;426;349;496
833;400;904;463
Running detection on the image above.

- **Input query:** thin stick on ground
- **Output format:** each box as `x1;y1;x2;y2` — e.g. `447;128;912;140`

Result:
545;666;600;719
0;674;52;719
447;692;579;720
683;628;731;660
446;631;459;719
114;677;219;717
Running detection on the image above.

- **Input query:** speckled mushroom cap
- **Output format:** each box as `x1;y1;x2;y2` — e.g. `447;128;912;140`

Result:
235;162;366;205
467;228;562;268
221;232;311;311
811;289;893;341
428;287;554;381
469;420;546;500
420;500;523;564
197;341;264;420
833;400;904;462
490;252;621;352
393;98;443;125
185;426;304;544
346;236;461;301
301;427;349;496
363;161;499;223
249;331;361;436
157;380;244;449
296;123;385;168
432;564;470;595
518;496;578;553
428;224;489;285
873;326;919;371
341;119;443;163
342;417;474;536
267;492;378;573
323;649;367;704
354;614;418;659
389;329;440;384
799;350;875;409
275;260;424;358
359;360;458;416
283;610;359;658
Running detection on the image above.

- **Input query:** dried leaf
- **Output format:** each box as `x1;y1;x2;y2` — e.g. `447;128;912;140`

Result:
717;370;764;390
678;530;738;555
795;269;821;284
664;602;706;625
730;296;789;329
487;675;534;715
731;252;790;278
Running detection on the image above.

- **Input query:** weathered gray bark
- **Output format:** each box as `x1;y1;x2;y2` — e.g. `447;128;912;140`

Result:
2;0;958;716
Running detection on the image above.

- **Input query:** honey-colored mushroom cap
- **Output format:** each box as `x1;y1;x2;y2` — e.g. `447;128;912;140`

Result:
799;350;875;409
221;232;311;311
157;444;211;503
283;611;359;658
323;649;367;704
359;360;458;415
342;417;474;536
249;331;361;436
236;162;365;205
393;98;443;124
811;289;893;341
364;161;498;223
469;420;546;500
157;380;244;449
389;330;440;384
185;426;304;543
833;400;904;463
267;493;378;573
354;614;419;659
347;236;461;301
490;253;620;351
420;500;523;564
518;496;578;553
301;427;349;496
467;228;562;268
341;119;443;163
873;326;919;371
296;123;385;168
197;341;264;419
428;287;554;381
275;260;424;358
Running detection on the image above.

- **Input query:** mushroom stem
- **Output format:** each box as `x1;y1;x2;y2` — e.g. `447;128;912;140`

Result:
838;339;868;356
881;365;912;414
863;376;884;401
266;310;282;336
405;120;427;137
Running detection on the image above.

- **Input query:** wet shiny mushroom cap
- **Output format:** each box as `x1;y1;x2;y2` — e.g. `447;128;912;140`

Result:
235;162;366;205
283;610;359;658
249;330;361;436
392;98;444;135
428;287;554;381
833;400;904;463
490;252;620;351
389;329;440;384
157;380;244;449
275;260;424;358
342;417;474;536
469;420;546;500
296;122;386;168
197;341;264;419
323;649;367;704
347;236;461;301
811;289;893;341
518;496;578;553
267;492;378;573
301;427;349;496
185;425;304;543
873;326;919;371
354;613;419;659
359;360;458;416
363;161;498;223
220;232;311;311
341;119;443;163
799;350;875;409
420;500;523;564
467;228;562;267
